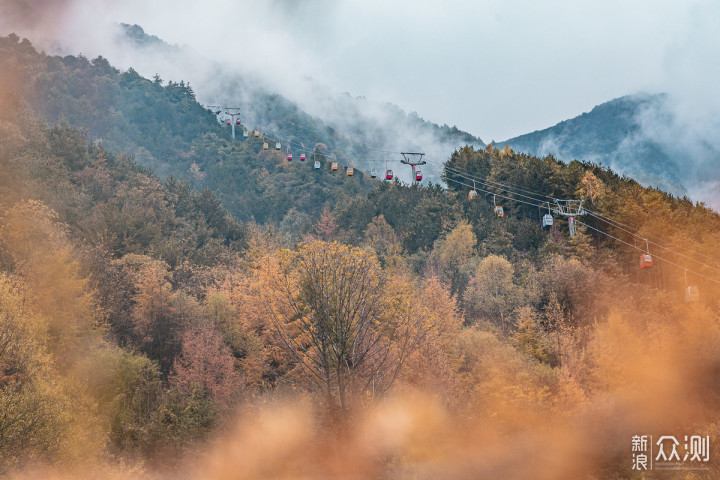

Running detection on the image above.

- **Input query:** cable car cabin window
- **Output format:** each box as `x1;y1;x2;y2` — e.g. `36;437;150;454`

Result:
639;253;653;268
331;162;339;171
685;286;699;303
469;190;478;200
314;160;321;169
542;214;553;227
415;171;423;181
370;168;377;178
346;166;354;176
287;154;293;161
300;154;306;161
385;170;394;180
263;142;269;150
494;206;504;217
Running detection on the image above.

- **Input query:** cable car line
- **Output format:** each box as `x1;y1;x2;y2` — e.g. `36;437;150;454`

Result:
443;166;556;205
227;114;720;280
443;162;720;274
584;210;720;274
576;221;720;286
444;177;548;210
443;165;557;203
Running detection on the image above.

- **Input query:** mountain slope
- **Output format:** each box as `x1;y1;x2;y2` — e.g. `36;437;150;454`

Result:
113;24;484;181
501;93;720;207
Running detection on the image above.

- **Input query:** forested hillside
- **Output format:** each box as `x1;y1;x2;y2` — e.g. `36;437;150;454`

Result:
2;33;720;479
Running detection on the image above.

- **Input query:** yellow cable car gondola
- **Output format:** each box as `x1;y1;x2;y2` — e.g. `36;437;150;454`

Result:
331;161;338;171
493;195;504;217
254;130;260;137
263;142;269;150
346;166;354;176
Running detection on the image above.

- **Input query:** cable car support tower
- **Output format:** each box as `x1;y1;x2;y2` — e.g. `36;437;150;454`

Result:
550;199;586;236
400;152;426;184
208;105;243;140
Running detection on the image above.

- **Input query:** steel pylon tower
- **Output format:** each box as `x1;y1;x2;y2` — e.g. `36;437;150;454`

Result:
208;105;243;139
400;152;426;184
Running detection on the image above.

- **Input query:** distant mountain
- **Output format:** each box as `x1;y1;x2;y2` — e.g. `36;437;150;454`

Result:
501;93;720;207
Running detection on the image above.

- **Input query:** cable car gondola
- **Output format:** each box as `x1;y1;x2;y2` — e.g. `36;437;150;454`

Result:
254;130;260;137
370;168;377;178
542;214;553;227
492;195;504;217
684;270;698;303
415;170;423;181
275;142;281;150
468;190;478;200
287;153;293;161
639;253;653;269
385;170;394;180
314;160;321;169
263;142;269;150
331;161;339;171
236;118;242;125
300;153;306;161
346;166;354;176
243;130;249;137
226;119;231;125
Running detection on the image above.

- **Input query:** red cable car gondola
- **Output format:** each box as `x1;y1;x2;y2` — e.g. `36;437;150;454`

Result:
415;170;423;181
225;119;231;125
236;118;241;125
287;153;293;161
300;153;306;161
639;253;653;269
385;170;394;180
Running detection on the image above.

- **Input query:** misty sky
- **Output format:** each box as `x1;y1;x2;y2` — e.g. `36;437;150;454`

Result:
2;0;719;142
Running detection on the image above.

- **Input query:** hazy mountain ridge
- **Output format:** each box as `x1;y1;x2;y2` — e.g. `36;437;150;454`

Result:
501;93;720;206
116;24;484;181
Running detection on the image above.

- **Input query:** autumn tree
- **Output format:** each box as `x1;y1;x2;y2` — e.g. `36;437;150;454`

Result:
463;254;517;333
170;322;239;404
262;241;429;418
428;220;478;296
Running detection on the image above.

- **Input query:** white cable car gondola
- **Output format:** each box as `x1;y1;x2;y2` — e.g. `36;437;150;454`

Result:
684;270;699;303
542;214;554;227
243;130;249;138
370;168;377;178
275;142;281;150
314;160;321;169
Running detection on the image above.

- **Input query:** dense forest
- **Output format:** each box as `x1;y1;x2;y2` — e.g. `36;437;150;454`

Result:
1;33;720;479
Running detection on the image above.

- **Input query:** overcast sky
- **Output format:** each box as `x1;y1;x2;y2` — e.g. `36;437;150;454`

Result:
2;0;719;141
